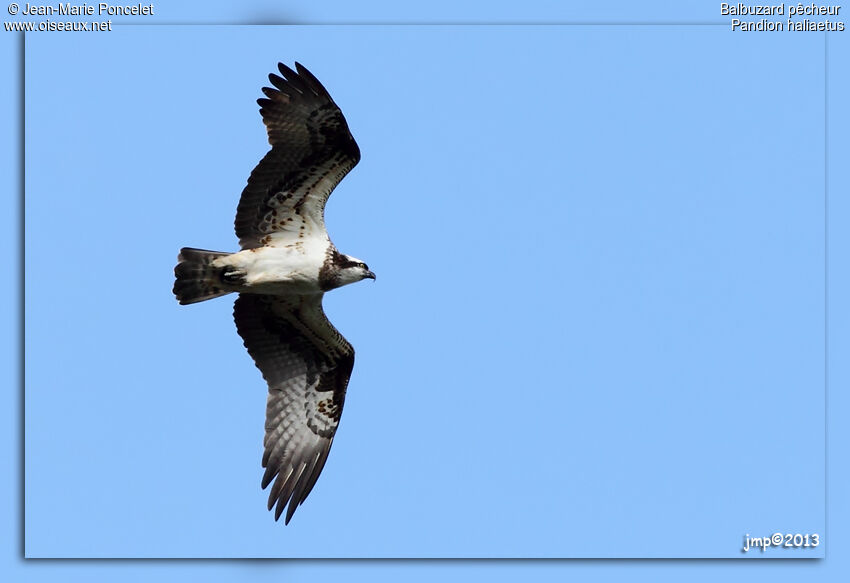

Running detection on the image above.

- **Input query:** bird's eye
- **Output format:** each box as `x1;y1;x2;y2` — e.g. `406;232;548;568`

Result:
359;262;368;270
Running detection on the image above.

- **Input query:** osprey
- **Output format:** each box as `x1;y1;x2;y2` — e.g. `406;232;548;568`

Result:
173;62;373;524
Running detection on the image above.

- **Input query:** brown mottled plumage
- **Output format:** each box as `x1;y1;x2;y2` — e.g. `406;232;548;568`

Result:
173;62;374;524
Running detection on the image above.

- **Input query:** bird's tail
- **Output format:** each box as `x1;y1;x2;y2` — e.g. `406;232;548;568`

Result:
173;247;233;305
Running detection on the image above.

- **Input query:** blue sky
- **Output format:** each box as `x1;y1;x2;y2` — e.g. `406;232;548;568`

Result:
4;0;850;581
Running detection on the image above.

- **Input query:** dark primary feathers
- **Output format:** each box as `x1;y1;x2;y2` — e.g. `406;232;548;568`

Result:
233;293;354;524
234;62;361;249
174;62;366;525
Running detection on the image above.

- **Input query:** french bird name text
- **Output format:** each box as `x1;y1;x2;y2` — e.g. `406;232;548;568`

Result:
721;3;842;15
721;2;845;30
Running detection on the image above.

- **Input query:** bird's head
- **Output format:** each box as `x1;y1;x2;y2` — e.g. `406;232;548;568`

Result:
336;254;376;287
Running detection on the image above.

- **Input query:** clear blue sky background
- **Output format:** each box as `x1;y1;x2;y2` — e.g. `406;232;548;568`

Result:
3;0;850;580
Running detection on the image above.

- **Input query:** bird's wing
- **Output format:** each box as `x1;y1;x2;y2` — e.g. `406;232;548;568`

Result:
233;292;354;524
235;62;361;250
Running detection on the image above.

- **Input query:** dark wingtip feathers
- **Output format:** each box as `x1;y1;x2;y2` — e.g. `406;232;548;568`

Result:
277;61;298;79
267;72;288;92
293;62;329;96
260;63;316;117
261;62;327;105
276;62;309;94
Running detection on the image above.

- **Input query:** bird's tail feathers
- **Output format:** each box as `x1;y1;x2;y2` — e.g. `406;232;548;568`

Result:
173;247;233;305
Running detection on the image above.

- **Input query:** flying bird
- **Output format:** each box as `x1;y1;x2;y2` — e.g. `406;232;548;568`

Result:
173;62;373;524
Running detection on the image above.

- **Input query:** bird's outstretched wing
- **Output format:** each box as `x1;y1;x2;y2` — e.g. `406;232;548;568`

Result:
235;62;361;250
233;293;354;524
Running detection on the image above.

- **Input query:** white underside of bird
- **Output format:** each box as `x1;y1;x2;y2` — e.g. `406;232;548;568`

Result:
215;240;332;295
173;61;374;524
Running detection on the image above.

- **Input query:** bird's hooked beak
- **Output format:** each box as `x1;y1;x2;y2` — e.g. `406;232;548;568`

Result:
365;270;376;281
